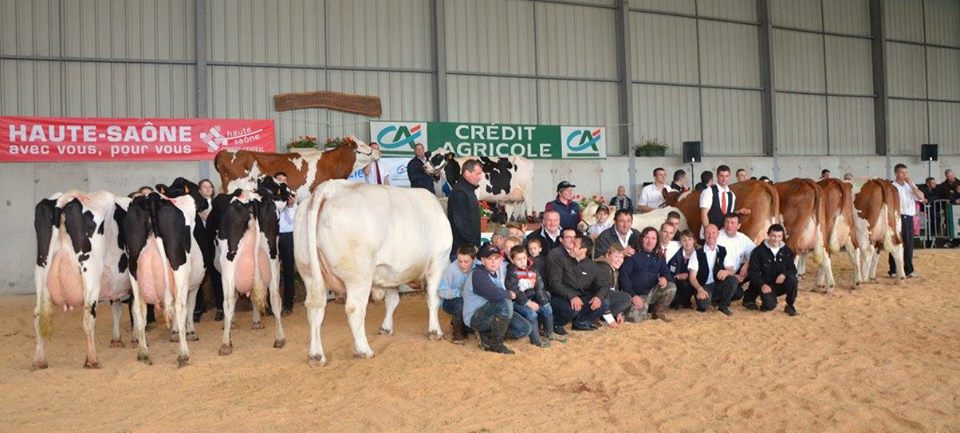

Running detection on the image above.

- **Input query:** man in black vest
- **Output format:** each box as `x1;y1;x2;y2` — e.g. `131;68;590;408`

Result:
698;165;750;237
744;224;799;316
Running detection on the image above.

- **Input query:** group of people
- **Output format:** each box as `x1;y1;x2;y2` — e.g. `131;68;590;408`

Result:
443;163;802;355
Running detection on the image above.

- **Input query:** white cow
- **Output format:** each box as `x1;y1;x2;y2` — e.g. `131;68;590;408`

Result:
423;149;534;220
33;191;131;369
579;202;689;233
294;180;452;366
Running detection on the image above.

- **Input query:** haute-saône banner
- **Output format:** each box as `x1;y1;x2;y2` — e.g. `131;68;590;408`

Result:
0;116;276;162
370;121;606;159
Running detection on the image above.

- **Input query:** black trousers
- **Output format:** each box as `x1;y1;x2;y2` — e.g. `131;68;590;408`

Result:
279;232;296;310
673;276;737;311
744;275;798;310
889;215;915;276
551;295;605;326
195;267;224;313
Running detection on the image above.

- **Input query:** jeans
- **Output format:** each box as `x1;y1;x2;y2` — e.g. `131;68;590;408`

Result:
513;301;554;344
469;299;532;340
441;297;463;319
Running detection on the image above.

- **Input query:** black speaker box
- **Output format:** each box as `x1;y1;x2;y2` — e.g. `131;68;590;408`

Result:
683;141;702;163
921;143;938;161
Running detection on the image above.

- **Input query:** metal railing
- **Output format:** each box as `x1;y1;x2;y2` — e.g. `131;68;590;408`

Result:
919;199;960;248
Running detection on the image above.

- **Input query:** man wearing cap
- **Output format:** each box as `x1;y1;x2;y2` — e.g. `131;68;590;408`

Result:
546;181;581;231
463;244;533;354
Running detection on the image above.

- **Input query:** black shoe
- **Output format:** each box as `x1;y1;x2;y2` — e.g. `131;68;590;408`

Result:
571;321;597;331
281;308;292;317
743;302;759;311
719;306;733;316
214;310;224;321
193;311;203;323
785;305;797;316
553;325;568;336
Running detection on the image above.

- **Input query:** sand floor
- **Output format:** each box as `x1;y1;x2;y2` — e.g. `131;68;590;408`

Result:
1;249;958;433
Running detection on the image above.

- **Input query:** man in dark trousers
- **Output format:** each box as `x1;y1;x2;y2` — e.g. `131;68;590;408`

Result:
889;163;924;278
744;224;799;316
447;159;484;261
673;225;738;315
407;143;436;193
276;172;297;316
546;231;609;332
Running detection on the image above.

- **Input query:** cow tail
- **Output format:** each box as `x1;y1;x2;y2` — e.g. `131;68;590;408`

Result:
304;186;328;306
811;180;826;266
250;220;267;315
38;289;53;339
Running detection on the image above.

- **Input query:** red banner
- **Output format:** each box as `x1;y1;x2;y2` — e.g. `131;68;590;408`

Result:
0;116;275;162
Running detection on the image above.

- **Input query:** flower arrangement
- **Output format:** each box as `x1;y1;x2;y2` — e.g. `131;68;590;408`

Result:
324;137;351;149
288;135;319;149
574;194;606;211
634;137;668;156
479;201;493;219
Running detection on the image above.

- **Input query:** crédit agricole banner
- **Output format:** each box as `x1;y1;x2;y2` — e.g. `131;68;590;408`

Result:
0;116;276;162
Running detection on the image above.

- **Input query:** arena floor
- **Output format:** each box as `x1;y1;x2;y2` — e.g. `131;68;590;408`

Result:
1;249;958;433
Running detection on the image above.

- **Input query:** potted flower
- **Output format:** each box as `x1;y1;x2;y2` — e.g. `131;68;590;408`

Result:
479;201;493;232
575;194;607;215
634;137;667;157
288;135;319;149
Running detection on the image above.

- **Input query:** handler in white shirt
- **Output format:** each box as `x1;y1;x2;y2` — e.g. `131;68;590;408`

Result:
889;163;925;278
638;167;673;212
716;213;755;286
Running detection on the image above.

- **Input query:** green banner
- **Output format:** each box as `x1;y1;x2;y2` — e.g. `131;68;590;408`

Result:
370;121;606;159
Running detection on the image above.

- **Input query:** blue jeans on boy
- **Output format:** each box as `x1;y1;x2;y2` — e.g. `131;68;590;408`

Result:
513;301;554;345
470;299;532;339
441;298;463;320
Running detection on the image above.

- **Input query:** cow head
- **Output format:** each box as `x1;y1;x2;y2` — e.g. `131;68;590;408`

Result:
662;189;692;207
257;175;294;203
157;177;208;215
424;149;461;186
338;136;380;173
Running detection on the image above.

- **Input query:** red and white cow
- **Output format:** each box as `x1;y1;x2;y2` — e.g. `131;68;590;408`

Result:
33;191;131;369
294;180;452;365
423;149;533;220
853;179;905;282
773;179;827;284
123;190;206;367
817;178;862;289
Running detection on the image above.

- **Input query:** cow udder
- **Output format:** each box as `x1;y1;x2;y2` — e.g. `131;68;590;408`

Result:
47;250;84;309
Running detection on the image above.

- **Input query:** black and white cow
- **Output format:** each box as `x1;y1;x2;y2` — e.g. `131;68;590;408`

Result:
423;149;533;220
123;182;206;367
33;191;131;369
205;175;292;355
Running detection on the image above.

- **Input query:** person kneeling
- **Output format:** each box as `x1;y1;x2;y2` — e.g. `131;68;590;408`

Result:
463;245;533;354
505;245;565;347
744;224;799;316
438;245;478;345
618;227;677;322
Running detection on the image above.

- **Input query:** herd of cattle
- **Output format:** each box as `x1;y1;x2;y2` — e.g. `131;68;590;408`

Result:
30;137;906;369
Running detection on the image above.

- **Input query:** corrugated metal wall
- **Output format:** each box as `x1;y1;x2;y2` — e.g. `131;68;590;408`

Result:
772;0;876;156
885;0;960;156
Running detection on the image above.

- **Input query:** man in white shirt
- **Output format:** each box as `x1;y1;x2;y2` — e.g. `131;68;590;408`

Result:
658;222;680;262
889;163;925;278
699;165;751;236
693;225;739;315
638;167;672;212
716;213;755;297
363;142;390;185
276;172;297;316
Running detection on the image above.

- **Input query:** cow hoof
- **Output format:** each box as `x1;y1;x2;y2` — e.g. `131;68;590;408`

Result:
273;339;286;349
137;353;152;365
378;327;393;336
130;338;139;345
83;360;101;369
169;332;179;343
218;343;233;356
176;355;189;368
32;360;48;370
307;355;326;367
353;351;374;359
110;339;125;348
186;332;199;342
251;322;265;330
428;330;443;341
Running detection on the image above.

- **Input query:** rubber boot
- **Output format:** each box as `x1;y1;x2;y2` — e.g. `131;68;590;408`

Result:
451;316;467;345
485;315;514;355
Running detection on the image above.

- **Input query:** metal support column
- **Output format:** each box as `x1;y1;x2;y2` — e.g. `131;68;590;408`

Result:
615;0;636;199
432;0;448;122
196;0;210;179
757;0;778;178
870;0;889;159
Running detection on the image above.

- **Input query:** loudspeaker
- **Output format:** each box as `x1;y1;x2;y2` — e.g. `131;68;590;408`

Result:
921;144;938;161
683;141;702;163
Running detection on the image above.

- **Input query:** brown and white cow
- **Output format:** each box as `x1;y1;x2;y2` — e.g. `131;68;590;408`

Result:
817;178;862;289
123;190;206;367
853;179;905;282
294;180;452;366
773;179;827;285
214;136;378;199
33;191;131;369
423;149;534;220
664;180;780;244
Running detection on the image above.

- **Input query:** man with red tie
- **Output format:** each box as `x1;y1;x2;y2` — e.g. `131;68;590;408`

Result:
698;165;748;237
364;142;390;185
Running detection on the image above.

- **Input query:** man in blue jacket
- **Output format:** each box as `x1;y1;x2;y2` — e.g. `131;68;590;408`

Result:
546;181;581;231
407;143;436;193
619;227;677;322
462;245;532;354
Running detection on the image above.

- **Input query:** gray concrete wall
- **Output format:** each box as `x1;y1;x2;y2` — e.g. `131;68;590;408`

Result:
4;155;957;295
